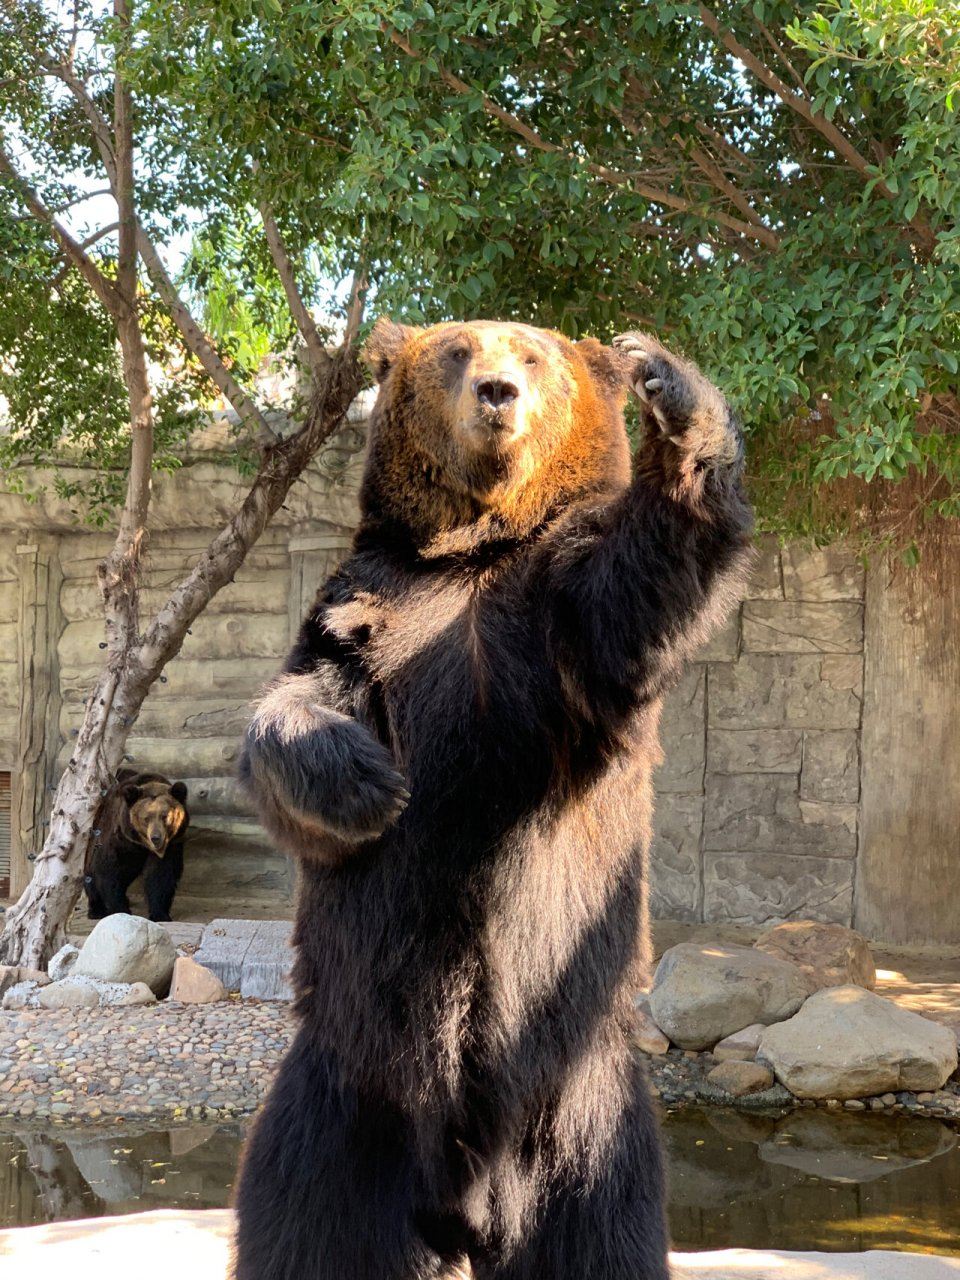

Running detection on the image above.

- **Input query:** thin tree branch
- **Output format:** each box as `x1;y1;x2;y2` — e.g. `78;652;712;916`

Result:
258;196;332;375
755;19;811;97
51;187;113;213
343;259;367;348
698;8;873;187
0;140;122;316
134;228;278;443
611;98;779;248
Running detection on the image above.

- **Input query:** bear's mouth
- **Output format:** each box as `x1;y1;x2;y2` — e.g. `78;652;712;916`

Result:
463;402;525;451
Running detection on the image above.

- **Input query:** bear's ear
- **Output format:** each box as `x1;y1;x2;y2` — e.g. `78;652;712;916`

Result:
122;784;142;805
575;337;625;393
170;781;188;804
363;317;417;383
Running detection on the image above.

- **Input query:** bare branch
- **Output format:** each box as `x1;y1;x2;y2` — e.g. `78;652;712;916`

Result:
134;229;278;443
108;0;153;634
698;5;937;255
0;140;122;316
258;196;332;375
755;19;811;97
698;7;877;187
343;259;368;348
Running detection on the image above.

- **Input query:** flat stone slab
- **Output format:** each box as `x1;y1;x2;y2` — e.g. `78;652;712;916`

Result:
0;1211;958;1279
194;918;294;1000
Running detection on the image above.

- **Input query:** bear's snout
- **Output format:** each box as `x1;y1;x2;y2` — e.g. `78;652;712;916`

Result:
473;375;520;412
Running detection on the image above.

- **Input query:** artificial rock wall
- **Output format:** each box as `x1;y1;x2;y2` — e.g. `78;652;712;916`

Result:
652;539;866;929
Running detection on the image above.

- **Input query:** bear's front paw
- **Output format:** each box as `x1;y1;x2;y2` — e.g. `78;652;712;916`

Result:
612;331;737;463
242;680;409;845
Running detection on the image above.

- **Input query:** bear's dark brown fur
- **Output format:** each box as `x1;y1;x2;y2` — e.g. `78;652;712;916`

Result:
84;769;189;922
234;319;752;1280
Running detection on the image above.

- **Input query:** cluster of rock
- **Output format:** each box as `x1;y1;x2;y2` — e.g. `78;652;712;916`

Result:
637;921;959;1104
0;916;229;1011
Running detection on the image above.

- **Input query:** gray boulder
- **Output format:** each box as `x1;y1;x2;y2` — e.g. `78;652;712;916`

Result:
649;943;814;1050
759;985;959;1099
73;915;176;995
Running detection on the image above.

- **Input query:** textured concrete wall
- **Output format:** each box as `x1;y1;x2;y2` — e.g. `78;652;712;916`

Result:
651;538;867;930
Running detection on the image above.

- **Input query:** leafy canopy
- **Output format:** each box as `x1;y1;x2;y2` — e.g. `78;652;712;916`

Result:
2;0;958;542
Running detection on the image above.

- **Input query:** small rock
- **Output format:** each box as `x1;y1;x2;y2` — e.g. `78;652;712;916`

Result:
713;1024;765;1063
844;1099;866;1110
73;915;176;995
114;982;157;1007
633;1009;669;1055
880;1093;897;1106
48;944;80;982
649;943;814;1050
755;921;876;990
38;981;100;1010
760;986;958;1100
169;956;229;1004
706;1061;775;1098
2;981;41;1010
826;1099;842;1110
917;1092;935;1103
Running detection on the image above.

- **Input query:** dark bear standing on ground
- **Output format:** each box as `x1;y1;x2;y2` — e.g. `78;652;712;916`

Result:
233;320;752;1280
84;769;189;923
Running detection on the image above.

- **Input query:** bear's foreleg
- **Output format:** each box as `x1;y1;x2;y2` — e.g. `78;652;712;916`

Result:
142;843;184;922
240;672;408;860
233;1034;451;1280
548;334;751;714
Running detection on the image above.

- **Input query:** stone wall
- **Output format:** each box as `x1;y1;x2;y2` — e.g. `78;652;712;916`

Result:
652;538;867;929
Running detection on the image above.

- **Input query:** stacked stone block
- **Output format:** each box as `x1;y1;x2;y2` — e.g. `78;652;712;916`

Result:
651;539;865;928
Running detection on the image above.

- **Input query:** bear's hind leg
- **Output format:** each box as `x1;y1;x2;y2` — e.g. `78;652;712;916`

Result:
233;1034;448;1280
475;1061;669;1280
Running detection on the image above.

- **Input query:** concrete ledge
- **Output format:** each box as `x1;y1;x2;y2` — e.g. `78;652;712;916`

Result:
0;1210;958;1278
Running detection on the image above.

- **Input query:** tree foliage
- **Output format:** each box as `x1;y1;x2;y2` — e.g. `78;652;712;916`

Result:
135;0;959;542
2;0;959;542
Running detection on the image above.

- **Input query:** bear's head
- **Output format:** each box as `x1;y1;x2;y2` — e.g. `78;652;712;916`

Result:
123;779;188;857
361;319;632;548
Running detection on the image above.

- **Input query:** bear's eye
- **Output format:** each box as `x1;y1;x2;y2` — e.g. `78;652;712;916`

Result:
524;355;539;366
450;347;470;362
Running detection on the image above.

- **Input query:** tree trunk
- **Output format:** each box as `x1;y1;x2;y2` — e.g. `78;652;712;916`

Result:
0;348;364;968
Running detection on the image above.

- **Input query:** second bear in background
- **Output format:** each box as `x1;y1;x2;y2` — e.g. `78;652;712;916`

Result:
84;769;189;922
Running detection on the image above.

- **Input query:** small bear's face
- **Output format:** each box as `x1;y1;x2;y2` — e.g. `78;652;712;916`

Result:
124;781;188;857
363;318;631;537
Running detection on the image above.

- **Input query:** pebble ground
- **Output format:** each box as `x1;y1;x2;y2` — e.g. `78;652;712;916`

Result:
0;999;294;1123
2;999;960;1126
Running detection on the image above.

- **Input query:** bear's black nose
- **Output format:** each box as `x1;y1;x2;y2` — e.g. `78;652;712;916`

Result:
474;377;519;410
151;833;163;848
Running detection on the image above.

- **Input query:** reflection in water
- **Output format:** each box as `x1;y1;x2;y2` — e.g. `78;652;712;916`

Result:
0;1109;958;1254
665;1107;960;1255
0;1124;243;1229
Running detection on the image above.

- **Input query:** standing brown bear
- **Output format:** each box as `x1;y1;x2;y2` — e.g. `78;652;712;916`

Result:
234;319;752;1280
84;769;189;922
